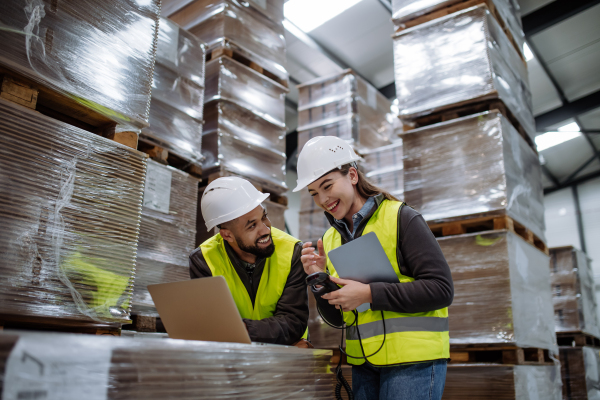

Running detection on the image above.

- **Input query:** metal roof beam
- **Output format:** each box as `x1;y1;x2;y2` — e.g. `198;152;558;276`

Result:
544;169;600;194
522;0;600;37
535;89;600;131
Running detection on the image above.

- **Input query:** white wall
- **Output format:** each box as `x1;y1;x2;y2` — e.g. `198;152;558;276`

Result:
544;187;581;249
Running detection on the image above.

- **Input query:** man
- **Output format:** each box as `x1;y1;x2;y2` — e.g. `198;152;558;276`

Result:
190;176;309;346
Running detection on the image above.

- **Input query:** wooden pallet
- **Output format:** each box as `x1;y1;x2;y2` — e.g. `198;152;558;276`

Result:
428;214;548;254
450;345;553;365
403;99;535;152
0;314;121;336
207;47;289;89
0;66;138;149
556;332;600;347
121;315;167;334
394;0;526;65
137;139;203;179
206;170;288;207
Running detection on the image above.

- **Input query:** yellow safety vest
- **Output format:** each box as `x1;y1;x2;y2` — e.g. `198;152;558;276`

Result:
323;200;449;366
200;227;308;339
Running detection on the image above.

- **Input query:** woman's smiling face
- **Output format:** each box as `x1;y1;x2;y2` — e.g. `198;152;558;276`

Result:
307;168;359;221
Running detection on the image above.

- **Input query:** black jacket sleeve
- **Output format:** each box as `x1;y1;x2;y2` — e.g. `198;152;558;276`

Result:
189;243;309;345
369;206;454;313
244;244;309;345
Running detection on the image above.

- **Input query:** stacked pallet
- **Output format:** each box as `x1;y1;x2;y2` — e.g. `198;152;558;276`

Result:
0;331;333;399
392;0;561;396
162;0;289;242
295;70;396;244
0;0;161;334
129;161;199;326
139;17;206;176
550;247;600;399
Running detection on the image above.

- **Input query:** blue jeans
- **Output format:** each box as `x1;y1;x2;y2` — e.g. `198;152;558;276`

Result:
352;360;447;400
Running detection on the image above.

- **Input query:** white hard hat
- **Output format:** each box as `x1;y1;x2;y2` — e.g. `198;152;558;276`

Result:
201;177;270;231
293;136;360;192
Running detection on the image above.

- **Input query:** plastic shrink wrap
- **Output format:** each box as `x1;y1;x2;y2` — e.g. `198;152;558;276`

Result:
402;111;545;242
0;331;333;399
438;230;557;352
132;161;199;317
393;5;535;142
559;346;600;400
443;365;562;400
391;0;524;54
297;70;395;152
0;98;147;325
359;140;404;199
0;0;160;129
201;58;287;194
162;0;284;25
204;56;287;128
550;246;600;338
142;18;206;164
169;0;288;82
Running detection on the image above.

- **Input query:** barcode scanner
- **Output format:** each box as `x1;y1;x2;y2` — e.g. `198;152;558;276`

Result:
305;271;340;295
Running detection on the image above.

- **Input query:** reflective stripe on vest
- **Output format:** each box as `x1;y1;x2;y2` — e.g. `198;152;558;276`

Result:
200;227;307;339
323;200;450;366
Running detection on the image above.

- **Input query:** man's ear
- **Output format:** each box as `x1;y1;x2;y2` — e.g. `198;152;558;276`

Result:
219;227;235;243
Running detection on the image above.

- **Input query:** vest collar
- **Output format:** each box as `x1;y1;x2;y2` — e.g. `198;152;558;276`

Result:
324;193;386;243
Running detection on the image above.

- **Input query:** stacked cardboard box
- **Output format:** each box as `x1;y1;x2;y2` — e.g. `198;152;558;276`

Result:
550;247;600;399
0;0;161;136
392;0;560;395
0;331;333;398
164;0;289;198
131;161;199;317
550;246;600;338
559;346;600;400
0;1;160;331
0;98;147;327
296;70;396;243
141;18;206;165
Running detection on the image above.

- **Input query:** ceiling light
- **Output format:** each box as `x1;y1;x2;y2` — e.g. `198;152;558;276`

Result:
557;122;580;132
284;0;363;32
535;130;581;152
523;43;534;61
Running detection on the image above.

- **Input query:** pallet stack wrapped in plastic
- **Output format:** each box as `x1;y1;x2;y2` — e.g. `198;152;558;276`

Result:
295;70;396;245
163;0;289;241
391;0;561;396
0;331;333;399
141;17;206;168
0;0;161;147
549;247;600;399
131;160;199;318
0;0;160;333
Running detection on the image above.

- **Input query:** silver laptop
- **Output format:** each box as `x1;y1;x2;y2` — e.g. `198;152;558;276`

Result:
328;231;399;312
148;276;251;344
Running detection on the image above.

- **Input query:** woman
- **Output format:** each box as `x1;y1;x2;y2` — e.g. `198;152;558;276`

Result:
294;136;454;400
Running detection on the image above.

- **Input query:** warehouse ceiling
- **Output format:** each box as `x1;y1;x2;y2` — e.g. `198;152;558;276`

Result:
283;0;600;191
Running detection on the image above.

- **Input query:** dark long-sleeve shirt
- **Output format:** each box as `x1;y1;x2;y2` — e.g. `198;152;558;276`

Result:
189;240;308;345
314;194;454;326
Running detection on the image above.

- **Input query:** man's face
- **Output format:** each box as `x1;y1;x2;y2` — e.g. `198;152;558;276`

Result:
226;205;275;258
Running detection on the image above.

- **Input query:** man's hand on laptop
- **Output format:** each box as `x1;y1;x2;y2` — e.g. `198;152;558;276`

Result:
301;239;327;276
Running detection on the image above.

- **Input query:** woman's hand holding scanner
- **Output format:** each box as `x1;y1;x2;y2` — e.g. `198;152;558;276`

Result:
322;277;373;312
301;239;327;275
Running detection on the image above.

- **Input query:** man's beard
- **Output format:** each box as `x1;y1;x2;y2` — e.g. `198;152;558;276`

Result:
237;233;275;258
